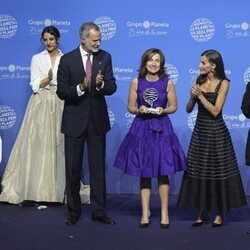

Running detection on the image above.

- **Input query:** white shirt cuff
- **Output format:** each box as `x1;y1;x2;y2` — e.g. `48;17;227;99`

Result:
77;84;85;96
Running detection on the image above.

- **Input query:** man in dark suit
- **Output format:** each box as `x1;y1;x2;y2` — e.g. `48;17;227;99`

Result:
57;22;117;225
241;82;250;166
241;82;250;235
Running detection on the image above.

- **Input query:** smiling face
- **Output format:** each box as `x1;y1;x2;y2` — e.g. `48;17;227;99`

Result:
145;53;161;75
199;55;216;75
81;29;101;53
42;32;59;53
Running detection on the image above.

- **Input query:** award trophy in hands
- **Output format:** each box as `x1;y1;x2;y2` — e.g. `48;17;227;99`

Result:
143;88;159;113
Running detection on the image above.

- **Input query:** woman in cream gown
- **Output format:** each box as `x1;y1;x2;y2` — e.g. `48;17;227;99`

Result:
0;26;66;204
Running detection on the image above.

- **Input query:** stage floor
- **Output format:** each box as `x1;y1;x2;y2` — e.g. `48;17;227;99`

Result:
1;194;250;250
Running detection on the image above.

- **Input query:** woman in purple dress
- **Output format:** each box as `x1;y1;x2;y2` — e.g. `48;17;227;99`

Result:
114;48;187;228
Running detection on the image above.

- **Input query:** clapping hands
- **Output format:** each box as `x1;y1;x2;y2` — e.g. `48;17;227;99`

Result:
96;70;104;87
190;84;201;98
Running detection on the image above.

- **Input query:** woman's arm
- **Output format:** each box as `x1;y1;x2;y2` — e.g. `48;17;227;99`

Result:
196;80;229;117
30;54;52;93
127;77;139;114
161;79;177;114
186;84;198;113
127;78;149;115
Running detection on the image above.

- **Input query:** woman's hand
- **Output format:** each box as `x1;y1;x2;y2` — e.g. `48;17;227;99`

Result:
191;84;202;98
152;107;164;115
139;105;150;114
95;70;104;87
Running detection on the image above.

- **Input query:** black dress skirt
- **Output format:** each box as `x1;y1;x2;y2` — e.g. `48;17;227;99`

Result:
178;82;247;213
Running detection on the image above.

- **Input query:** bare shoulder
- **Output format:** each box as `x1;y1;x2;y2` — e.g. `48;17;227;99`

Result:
167;79;174;85
130;77;138;87
222;79;229;85
218;79;230;94
221;79;230;89
167;79;175;91
131;77;138;84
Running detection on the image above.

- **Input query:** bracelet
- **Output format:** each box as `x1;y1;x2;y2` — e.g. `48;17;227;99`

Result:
206;102;211;110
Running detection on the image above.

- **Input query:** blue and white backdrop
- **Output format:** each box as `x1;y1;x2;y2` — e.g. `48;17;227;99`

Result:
1;0;250;194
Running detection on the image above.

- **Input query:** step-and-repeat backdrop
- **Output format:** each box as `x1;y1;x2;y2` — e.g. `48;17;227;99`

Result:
1;0;250;194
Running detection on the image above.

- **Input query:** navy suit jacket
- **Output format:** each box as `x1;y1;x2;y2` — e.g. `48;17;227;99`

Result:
241;82;250;165
57;47;117;137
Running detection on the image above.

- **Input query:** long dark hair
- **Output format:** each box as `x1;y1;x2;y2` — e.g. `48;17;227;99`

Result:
138;48;168;79
196;49;229;85
41;26;60;41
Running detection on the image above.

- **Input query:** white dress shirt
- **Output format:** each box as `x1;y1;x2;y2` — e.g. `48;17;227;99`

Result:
77;46;93;96
80;45;93;71
30;49;63;93
77;46;104;96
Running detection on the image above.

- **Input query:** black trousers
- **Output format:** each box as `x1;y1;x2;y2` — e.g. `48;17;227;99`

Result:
64;120;106;218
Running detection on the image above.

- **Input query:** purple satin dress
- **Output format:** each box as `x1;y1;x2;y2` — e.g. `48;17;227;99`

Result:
114;77;187;177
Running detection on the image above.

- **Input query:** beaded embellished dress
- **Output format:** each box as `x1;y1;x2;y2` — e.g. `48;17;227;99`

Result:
114;77;187;178
177;81;247;213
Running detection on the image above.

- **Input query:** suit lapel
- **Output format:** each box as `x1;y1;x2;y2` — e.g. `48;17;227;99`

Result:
92;52;103;76
75;48;85;77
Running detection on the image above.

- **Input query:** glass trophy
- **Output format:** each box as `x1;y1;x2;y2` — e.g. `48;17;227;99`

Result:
143;88;159;112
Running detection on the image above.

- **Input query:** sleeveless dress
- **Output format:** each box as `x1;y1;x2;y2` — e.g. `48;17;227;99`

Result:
177;81;247;213
114;77;187;178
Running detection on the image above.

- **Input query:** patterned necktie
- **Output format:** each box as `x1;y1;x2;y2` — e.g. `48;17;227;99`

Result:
86;54;92;92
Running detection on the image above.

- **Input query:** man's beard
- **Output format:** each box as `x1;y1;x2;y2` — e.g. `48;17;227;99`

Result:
85;42;99;53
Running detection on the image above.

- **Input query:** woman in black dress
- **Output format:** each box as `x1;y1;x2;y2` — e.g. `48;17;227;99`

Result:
178;49;247;227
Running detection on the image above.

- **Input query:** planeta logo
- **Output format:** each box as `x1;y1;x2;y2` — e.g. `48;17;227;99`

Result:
225;22;250;39
127;20;169;37
108;109;115;127
95;16;116;41
0;105;17;129
0;14;18;39
190;18;215;42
